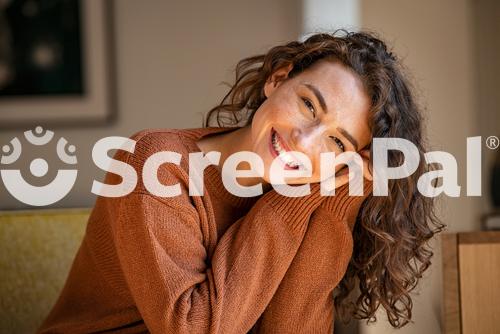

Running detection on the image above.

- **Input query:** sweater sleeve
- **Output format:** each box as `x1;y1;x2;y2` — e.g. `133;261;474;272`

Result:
111;183;326;334
249;181;372;333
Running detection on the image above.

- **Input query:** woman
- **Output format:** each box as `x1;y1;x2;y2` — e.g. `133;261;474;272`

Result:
38;30;442;333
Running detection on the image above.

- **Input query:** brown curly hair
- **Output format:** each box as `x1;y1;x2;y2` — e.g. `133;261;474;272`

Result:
204;29;444;328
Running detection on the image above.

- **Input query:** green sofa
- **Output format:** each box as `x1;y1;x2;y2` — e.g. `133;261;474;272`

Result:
0;208;91;333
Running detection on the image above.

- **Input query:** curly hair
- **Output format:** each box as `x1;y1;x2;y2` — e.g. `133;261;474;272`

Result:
204;29;444;328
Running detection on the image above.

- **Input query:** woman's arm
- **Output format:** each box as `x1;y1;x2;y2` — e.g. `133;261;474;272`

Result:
110;181;327;334
249;181;371;333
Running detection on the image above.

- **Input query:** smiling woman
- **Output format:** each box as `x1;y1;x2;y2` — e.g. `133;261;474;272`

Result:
203;30;444;330
38;30;443;334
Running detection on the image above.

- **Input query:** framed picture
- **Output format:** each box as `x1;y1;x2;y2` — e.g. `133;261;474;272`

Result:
0;0;115;128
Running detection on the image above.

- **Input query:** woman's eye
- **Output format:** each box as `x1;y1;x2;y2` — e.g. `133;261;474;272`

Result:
330;136;345;152
302;98;316;118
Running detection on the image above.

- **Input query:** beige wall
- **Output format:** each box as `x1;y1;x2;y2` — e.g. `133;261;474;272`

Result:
360;0;483;333
0;0;300;210
474;0;500;214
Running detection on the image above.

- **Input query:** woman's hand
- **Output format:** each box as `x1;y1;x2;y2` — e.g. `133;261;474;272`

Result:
323;148;373;190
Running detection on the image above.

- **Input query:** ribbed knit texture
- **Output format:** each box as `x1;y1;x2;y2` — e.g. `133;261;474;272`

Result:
37;127;372;334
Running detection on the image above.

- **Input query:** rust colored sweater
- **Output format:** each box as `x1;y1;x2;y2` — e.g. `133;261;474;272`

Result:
38;127;371;334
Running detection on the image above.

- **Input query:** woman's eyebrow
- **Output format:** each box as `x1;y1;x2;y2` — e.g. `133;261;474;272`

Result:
337;127;359;151
302;83;328;113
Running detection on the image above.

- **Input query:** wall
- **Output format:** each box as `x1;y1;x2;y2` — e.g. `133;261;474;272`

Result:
0;0;301;210
360;0;481;333
474;0;500;214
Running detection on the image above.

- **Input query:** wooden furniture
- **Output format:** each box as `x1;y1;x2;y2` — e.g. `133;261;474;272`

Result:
442;231;500;334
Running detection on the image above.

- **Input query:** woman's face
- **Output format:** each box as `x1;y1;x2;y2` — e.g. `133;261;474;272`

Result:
250;59;372;185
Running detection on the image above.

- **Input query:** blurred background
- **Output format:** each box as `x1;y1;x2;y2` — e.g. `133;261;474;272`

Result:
0;0;499;333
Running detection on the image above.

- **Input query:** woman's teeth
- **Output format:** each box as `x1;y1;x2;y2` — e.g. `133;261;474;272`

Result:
271;131;302;169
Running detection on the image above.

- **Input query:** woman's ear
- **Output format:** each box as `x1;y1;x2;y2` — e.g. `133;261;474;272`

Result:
263;63;293;98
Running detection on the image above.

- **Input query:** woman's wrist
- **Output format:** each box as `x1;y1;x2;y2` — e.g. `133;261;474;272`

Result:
258;183;325;229
319;179;372;220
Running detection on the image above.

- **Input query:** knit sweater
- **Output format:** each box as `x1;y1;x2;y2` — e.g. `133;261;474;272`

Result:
37;127;372;334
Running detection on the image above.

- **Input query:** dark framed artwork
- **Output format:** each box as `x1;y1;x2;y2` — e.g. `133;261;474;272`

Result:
0;0;115;127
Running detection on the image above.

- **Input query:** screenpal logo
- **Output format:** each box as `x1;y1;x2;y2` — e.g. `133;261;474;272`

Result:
0;126;494;206
1;126;78;206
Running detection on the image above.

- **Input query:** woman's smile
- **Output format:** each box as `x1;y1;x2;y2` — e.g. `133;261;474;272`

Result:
269;127;303;170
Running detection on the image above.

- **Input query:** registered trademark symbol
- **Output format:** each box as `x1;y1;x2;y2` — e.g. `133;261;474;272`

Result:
486;136;499;150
